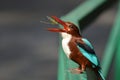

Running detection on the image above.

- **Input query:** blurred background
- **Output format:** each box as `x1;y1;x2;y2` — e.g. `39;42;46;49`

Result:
0;0;118;80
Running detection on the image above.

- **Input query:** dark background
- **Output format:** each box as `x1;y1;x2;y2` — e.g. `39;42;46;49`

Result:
0;0;117;80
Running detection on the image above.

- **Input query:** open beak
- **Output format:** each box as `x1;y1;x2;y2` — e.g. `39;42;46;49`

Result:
47;16;69;32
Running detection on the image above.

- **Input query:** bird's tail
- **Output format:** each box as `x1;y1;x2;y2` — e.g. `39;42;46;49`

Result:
94;69;105;80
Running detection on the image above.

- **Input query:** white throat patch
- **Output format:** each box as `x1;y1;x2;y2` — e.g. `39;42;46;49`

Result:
61;33;72;58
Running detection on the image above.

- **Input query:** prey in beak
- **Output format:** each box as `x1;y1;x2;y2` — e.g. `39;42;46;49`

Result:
47;16;69;32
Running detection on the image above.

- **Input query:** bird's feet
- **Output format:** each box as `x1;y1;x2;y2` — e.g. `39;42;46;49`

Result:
69;68;84;74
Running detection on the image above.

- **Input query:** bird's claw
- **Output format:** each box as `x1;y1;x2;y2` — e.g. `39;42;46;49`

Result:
69;68;84;74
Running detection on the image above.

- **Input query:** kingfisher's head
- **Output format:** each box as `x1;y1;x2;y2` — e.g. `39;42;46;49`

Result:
47;16;82;37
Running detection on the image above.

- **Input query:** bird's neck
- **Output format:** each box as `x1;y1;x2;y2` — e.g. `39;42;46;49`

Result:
60;32;72;39
60;32;82;40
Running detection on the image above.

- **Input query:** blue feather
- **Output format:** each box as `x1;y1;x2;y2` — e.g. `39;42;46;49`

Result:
98;70;105;80
77;38;99;67
77;38;105;80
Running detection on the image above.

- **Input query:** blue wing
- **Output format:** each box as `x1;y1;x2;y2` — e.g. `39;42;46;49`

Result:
76;38;100;67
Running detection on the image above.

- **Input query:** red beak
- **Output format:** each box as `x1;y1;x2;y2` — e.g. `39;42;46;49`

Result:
47;16;69;32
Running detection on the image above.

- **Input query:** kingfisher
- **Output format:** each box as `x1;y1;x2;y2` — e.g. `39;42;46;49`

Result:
47;16;105;80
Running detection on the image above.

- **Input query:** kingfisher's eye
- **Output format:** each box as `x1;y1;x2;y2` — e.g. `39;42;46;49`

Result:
69;25;74;28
